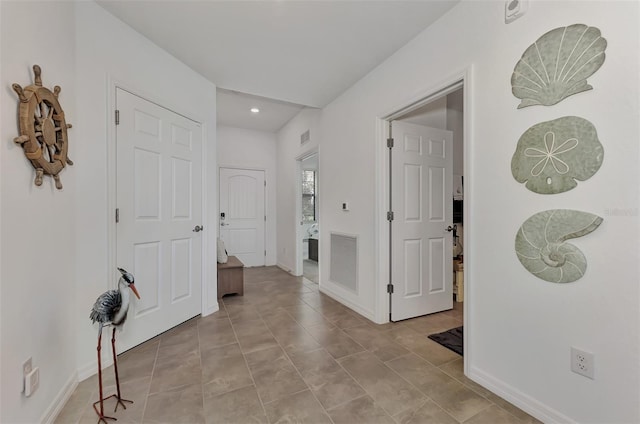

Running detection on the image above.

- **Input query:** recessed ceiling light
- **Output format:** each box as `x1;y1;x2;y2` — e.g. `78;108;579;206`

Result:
250;108;260;113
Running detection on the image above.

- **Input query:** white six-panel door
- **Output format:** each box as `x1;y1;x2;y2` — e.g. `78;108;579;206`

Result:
116;88;202;351
219;168;266;267
391;121;453;321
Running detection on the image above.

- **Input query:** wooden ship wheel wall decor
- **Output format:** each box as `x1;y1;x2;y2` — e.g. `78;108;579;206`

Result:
12;65;73;190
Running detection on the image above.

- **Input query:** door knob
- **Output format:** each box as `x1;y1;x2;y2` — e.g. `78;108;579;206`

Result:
193;225;203;232
446;225;455;232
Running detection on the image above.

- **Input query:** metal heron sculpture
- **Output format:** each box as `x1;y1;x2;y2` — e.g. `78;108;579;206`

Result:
90;267;140;423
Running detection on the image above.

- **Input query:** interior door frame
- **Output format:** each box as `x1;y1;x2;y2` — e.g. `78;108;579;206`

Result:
295;148;319;277
106;77;210;316
217;165;268;266
375;66;473;374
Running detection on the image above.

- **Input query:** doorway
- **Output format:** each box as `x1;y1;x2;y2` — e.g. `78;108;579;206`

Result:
218;167;266;267
298;152;319;283
115;88;203;352
384;82;465;333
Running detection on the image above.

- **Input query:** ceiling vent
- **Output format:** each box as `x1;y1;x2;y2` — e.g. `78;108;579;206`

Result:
300;130;310;145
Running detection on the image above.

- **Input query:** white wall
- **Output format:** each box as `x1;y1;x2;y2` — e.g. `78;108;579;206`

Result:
74;1;217;379
2;2;218;420
275;108;321;273
217;125;277;265
398;96;447;129
0;2;77;422
318;1;639;422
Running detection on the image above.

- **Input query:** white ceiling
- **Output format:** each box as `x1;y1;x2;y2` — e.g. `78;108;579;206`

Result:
97;0;460;132
217;88;308;132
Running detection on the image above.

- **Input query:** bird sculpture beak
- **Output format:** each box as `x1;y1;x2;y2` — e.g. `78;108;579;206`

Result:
129;283;141;299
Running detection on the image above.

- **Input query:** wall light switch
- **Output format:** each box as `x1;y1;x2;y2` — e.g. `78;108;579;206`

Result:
505;0;528;23
342;202;349;211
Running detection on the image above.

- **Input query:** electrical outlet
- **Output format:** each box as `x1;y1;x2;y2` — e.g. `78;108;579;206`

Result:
571;347;595;379
24;367;39;397
22;358;32;393
22;358;32;377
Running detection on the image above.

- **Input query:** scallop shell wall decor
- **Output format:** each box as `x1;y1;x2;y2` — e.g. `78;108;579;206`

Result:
511;24;607;108
515;209;603;283
511;116;603;194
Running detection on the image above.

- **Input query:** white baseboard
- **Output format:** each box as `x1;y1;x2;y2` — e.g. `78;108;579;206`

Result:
41;371;78;424
319;283;376;323
202;302;219;317
276;262;295;275
77;354;114;382
469;366;575;424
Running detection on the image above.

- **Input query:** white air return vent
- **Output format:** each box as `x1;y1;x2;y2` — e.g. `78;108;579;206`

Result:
329;233;358;293
300;130;310;145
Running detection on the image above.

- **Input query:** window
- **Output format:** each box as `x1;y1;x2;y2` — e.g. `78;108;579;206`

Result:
302;170;316;223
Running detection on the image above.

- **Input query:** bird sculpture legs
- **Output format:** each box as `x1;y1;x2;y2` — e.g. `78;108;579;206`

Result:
92;326;133;423
110;327;134;411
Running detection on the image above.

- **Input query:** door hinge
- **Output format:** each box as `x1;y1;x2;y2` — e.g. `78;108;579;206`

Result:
387;137;394;148
115;208;120;223
264;215;267;222
115;110;120;125
387;284;394;294
264;180;266;187
387;211;394;221
264;250;267;256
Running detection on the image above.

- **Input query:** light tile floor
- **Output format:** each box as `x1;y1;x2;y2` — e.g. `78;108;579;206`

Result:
55;266;540;424
303;259;319;284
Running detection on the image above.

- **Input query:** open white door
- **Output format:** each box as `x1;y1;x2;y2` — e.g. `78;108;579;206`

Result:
219;168;266;267
391;121;453;321
115;88;203;351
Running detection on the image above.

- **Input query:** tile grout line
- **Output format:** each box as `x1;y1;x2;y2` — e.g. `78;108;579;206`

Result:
139;338;160;423
56;267;533;424
435;358;528;422
458;403;495;423
380;352;471;423
383;348;490;423
318;309;438;420
256;301;337;424
382;348;460;419
334;350;424;420
246;271;462;422
285;286;418;421
240;275;520;423
223;298;271;423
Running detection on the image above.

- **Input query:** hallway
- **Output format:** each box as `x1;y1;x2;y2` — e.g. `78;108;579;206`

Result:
55;266;538;423
303;259;319;284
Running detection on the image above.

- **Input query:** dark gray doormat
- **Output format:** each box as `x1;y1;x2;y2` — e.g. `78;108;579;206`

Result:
428;326;463;356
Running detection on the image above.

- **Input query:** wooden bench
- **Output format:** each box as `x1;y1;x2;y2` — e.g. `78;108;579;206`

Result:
217;256;244;299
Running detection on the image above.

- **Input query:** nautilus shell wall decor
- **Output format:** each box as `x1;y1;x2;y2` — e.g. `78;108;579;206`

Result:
511;116;604;194
515;209;603;283
511;24;607;109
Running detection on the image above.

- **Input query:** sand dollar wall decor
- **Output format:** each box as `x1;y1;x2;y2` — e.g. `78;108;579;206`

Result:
515;209;603;283
511;116;604;194
511;24;607;109
12;65;73;190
